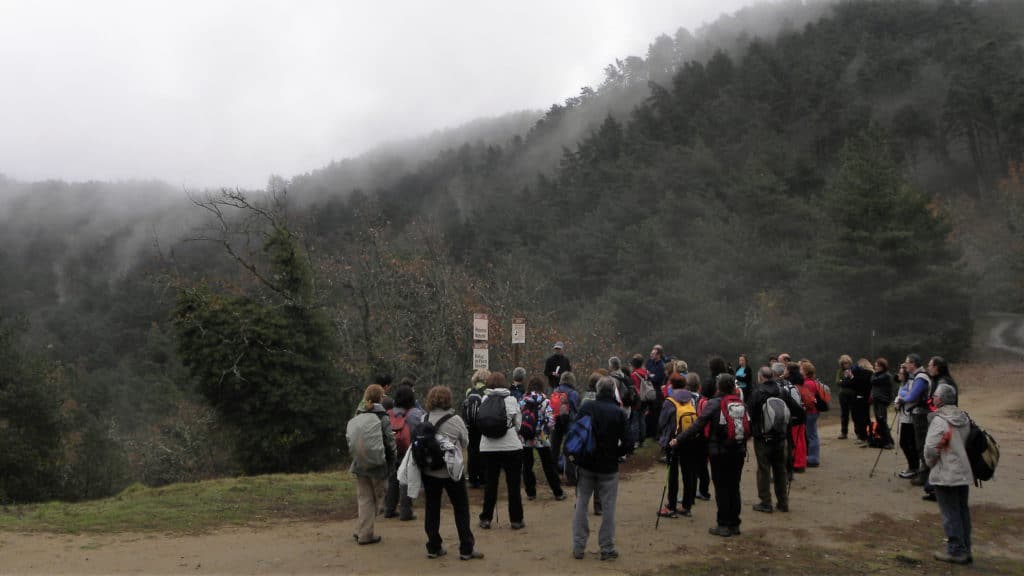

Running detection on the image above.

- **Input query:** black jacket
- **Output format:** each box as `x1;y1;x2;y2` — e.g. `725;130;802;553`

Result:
574;392;632;474
747;379;804;439
676;395;747;457
871;371;894;405
544;353;572;389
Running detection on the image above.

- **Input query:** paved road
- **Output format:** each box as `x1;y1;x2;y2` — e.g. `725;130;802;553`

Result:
987;313;1024;357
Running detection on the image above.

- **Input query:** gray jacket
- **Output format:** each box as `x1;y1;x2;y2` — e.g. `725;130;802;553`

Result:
349;403;397;479
422;409;469;479
924;406;972;486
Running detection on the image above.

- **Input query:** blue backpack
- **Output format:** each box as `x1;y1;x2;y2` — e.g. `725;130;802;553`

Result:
563;414;596;462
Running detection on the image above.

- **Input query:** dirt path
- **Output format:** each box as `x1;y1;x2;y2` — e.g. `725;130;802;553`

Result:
2;363;1022;575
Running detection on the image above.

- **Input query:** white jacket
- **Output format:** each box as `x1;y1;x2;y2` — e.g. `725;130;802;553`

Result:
479;389;523;452
397;449;423;499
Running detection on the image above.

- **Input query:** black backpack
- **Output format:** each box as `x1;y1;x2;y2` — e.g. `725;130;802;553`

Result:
410;413;455;471
964;415;1000;484
476;395;511;438
461;388;484;429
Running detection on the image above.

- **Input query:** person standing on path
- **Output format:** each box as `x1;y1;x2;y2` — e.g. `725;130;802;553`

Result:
545;341;572;391
348;384;396;545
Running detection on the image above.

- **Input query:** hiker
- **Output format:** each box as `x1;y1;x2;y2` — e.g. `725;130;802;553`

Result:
924;383;973;564
384;384;425;520
477;372;525;530
608;357;634;418
703;357;728;400
836;355;854;439
509;367;527;402
798;360;822;467
921;356;960;501
644;345;667;440
628;354;649;447
377;374;395;411
550;370;581;477
686;372;712;501
570;376;632;561
850;358;874;444
413;386;483;560
347;384;396;545
749;366;791;513
657;373;697;517
869;358;895;449
545;341;572;391
671;373;748;537
735;354;752;400
463;369;489;488
896;354;932;487
895;363;921;479
786;362;808;473
520;376;566;501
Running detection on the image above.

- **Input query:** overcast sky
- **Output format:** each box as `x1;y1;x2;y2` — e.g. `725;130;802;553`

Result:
1;0;757;189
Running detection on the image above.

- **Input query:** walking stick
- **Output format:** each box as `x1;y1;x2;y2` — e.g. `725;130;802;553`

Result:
655;451;673;530
869;410;900;478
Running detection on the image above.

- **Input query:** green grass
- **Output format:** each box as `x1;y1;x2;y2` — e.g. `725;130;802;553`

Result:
0;471;357;534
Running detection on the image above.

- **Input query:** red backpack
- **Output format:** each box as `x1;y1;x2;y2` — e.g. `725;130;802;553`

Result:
705;394;749;447
389;410;412;455
550;390;571;417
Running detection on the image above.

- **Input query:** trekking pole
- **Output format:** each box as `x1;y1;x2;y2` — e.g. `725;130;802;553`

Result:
655;451;672;530
869;410;900;478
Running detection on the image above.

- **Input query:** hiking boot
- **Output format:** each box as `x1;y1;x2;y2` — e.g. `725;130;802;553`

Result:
510;521;526;530
357;535;382;545
922;492;937;502
898;469;919;479
933;550;970;565
708;526;732;537
657;507;677;518
753;502;773;513
696;492;711;501
399;513;416;521
910;475;927;486
554;493;567;501
573;549;585;560
427;547;447;559
526;494;536;501
383;510;399;519
459;549;484;561
730;526;741;536
776;502;789;512
794;468;806;473
478;519;491;529
677;507;692;517
807;462;820;468
600;550;619;561
837;434;848;440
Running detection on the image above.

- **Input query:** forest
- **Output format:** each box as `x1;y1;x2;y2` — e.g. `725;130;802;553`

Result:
1;0;1022;503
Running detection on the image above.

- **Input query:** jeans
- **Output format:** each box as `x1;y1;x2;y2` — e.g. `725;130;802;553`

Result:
522;445;563;498
710;450;744;529
422;474;476;556
935;485;972;558
480;450;524;523
629;409;646;446
572;468;618;553
755;437;788;507
805;412;820;465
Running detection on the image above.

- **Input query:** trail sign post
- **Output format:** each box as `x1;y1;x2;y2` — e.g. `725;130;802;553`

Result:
473;313;489;341
473;342;489;370
511;317;526;369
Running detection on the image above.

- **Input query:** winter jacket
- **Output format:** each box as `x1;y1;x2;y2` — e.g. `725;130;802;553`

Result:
924;406;972;486
421;409;469;479
573;391;632;474
797;378;819;416
898;369;932;414
349;403;397;479
850;365;872;397
544;353;572;389
520;391;555;448
479;389;523;452
645;358;666;388
870;371;894;405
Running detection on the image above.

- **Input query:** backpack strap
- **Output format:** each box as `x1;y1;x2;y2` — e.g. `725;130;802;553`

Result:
434;413;455;430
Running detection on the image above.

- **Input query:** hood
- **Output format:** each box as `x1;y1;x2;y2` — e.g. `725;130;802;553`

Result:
935;405;970;427
485;388;510;398
357;402;386;415
670;389;693;403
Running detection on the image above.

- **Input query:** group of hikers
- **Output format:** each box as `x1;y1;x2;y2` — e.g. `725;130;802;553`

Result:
344;342;981;566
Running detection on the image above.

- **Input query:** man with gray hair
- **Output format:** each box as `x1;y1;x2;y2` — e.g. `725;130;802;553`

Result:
571;376;632;561
748;365;791;513
923;383;973;564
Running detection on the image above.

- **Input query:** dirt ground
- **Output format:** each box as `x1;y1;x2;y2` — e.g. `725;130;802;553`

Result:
1;362;1022;575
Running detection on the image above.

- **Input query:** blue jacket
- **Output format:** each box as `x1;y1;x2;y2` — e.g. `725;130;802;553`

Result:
645;358;666;387
900;369;931;413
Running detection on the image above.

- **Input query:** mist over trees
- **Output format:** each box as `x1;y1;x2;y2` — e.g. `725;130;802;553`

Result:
1;0;1022;500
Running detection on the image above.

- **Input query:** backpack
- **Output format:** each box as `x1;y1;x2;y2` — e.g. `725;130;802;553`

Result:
346;412;387;469
761;393;791;441
718;394;750;447
476;395;511;438
520;396;543;441
410;413;455;471
550;390;572;418
661;397;697;448
964;415;1000;484
780;381;807;425
461;387;484;428
564;414;596;461
613;374;634;408
637;372;657;403
815;379;831;412
388;409;412;455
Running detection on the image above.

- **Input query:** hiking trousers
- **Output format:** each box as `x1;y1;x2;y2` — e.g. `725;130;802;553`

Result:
522;445;564;498
899;421;919;472
851;395;871;440
385;456;413;518
912;411;930;481
572;468;618;554
935;485;972;558
355;475;386;542
872;402;894;446
839;388;855;436
467;428;484;487
480;449;524;523
422;474;476;557
790;424;807;471
710;450;744;530
669;445;700;510
754;437;788;507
